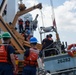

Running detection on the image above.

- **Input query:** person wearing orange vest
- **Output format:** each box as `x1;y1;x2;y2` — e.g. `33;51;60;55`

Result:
18;18;23;33
0;32;17;75
22;37;39;75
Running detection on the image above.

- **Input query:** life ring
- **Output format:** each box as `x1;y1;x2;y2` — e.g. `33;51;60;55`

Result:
67;44;76;57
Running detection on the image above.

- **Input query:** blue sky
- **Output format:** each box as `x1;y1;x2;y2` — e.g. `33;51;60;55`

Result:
38;0;68;7
0;0;3;6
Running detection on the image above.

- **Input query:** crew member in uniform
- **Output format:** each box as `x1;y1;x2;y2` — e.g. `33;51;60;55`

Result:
22;37;39;75
0;32;17;75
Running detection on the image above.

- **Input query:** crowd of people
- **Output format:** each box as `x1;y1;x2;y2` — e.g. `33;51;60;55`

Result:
0;31;66;75
18;18;32;42
18;18;30;33
0;18;66;75
0;32;44;75
18;17;62;57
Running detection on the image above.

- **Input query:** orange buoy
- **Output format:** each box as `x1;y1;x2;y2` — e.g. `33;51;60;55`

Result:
67;44;76;57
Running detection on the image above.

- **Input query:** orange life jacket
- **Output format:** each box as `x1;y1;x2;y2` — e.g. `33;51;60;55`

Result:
24;48;39;66
18;20;23;25
0;45;8;62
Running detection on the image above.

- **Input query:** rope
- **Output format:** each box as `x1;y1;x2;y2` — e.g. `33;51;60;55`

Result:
37;10;46;42
50;0;57;31
40;10;45;27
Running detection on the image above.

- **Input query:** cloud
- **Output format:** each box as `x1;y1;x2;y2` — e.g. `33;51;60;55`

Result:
23;0;38;7
55;0;76;44
55;0;76;32
23;0;76;44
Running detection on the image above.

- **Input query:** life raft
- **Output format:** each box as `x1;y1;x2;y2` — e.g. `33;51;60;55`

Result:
67;44;76;57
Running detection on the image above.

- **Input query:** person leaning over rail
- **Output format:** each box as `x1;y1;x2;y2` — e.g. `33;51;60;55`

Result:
0;32;17;75
22;37;40;75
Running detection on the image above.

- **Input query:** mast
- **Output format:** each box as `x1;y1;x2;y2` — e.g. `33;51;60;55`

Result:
50;0;61;53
